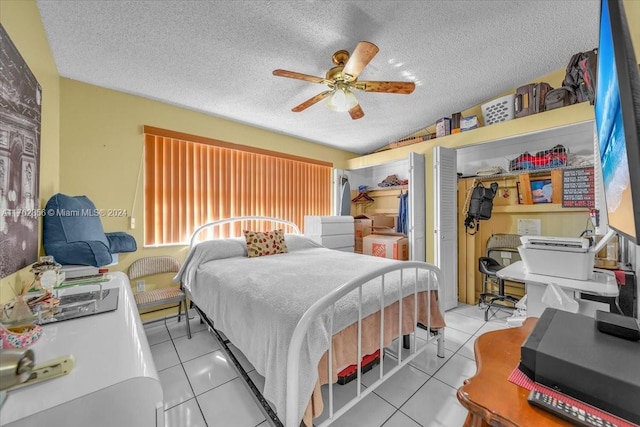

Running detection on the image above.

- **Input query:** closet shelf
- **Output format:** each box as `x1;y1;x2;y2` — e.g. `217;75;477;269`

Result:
362;208;399;215
458;164;594;181
365;185;408;196
493;204;589;214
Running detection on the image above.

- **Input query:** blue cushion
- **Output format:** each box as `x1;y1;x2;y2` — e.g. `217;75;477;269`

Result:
43;194;136;266
44;240;113;267
106;232;137;253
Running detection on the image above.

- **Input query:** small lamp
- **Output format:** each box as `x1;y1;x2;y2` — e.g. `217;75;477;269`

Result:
326;87;358;112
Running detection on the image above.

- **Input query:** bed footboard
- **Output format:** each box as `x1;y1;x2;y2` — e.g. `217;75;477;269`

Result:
286;261;446;427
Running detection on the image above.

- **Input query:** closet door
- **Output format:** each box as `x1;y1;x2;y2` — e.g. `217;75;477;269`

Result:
434;146;458;311
408;152;426;261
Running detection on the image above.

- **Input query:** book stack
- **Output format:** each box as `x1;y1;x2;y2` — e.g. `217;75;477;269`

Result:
58;265;110;287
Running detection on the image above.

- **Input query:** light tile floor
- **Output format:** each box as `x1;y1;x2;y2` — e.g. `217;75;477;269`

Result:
145;303;514;427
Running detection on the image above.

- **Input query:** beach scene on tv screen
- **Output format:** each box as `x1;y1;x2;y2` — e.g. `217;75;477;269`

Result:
596;0;635;239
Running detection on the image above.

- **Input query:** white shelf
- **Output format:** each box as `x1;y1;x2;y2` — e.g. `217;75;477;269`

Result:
498;261;618;296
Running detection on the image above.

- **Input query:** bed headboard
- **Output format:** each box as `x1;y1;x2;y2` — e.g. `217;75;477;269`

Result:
189;216;301;248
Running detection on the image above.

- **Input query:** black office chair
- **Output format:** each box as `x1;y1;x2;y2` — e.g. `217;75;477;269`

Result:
478;256;519;321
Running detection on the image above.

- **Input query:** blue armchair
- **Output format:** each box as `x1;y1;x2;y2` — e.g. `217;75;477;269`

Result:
43;193;137;266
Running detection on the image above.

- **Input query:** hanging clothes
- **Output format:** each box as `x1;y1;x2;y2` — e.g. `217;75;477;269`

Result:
397;191;409;234
339;175;351;216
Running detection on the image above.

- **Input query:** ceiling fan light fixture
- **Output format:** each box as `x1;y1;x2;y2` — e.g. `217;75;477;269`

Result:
325;87;358;112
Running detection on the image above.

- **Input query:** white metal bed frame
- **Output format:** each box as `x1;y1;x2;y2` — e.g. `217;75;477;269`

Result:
186;216;446;427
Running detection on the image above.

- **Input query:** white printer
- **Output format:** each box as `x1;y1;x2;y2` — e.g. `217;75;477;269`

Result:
520;235;591;252
518;235;595;280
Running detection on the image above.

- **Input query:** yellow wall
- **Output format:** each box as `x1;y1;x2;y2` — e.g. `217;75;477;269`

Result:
58;79;358;270
626;0;640;52
0;0;60;302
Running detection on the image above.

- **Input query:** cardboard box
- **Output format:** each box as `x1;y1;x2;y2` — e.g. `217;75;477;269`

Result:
461;115;479;131
363;234;408;260
354;214;395;237
435;117;451;137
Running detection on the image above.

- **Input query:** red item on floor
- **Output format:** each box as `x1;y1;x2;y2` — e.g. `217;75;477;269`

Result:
337;350;381;385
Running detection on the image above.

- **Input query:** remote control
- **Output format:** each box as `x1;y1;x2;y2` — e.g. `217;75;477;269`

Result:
527;389;619;427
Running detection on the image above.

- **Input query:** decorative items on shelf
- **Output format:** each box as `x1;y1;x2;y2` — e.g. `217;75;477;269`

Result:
0;271;45;349
29;256;64;290
460;115;479;131
0;323;42;349
387;133;435;149
0;256;63;347
435;117;451;137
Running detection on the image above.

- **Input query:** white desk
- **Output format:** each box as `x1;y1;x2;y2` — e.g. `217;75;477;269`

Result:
1;272;163;427
497;261;619;317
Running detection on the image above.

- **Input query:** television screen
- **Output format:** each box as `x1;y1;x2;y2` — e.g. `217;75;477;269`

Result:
595;0;640;244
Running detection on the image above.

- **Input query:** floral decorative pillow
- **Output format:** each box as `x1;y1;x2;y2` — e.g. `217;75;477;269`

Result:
243;229;288;258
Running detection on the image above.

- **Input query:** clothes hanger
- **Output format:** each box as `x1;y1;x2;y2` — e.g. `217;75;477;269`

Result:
351;190;374;203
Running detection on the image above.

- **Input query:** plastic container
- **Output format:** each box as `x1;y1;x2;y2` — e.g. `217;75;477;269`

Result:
518;246;595;280
481;93;515;126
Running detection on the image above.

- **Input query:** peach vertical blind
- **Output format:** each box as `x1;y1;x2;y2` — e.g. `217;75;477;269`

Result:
143;126;332;246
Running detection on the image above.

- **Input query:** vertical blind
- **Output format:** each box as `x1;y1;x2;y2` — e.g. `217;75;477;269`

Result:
143;127;333;246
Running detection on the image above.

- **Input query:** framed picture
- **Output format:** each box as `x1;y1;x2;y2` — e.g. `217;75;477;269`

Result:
530;179;553;204
517;179;553;204
0;24;42;278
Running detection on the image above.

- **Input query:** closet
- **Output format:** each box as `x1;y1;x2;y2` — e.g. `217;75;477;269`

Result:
451;119;597;305
334;152;425;262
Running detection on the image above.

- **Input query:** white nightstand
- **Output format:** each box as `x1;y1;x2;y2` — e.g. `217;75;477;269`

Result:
304;215;355;252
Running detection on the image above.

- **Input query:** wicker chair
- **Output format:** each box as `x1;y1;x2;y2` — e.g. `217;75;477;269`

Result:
128;256;191;338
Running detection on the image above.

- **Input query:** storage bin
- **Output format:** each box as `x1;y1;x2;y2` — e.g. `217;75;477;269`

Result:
481;93;515;126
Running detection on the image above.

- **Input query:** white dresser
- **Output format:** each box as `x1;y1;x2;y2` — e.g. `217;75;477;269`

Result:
1;272;163;427
304;215;355;252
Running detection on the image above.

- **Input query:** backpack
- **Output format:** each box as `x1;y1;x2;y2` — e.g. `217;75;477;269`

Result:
464;181;499;235
562;49;598;104
544;87;578;111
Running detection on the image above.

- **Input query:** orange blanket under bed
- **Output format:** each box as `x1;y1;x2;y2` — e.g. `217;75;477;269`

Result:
302;290;445;427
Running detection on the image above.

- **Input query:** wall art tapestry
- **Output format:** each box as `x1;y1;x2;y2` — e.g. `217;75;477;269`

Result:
0;23;42;278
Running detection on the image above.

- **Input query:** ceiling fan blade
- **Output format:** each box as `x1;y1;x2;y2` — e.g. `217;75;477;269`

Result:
273;69;329;84
349;104;364;120
342;41;379;82
354;81;415;94
291;90;333;112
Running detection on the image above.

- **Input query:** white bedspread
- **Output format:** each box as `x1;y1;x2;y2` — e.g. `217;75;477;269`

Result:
175;235;438;424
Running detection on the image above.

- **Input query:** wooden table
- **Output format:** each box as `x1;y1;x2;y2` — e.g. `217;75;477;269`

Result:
456;318;574;427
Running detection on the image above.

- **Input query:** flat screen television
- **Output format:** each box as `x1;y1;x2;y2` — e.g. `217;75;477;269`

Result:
595;0;640;245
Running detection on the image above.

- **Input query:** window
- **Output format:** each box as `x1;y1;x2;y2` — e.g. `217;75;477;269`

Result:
143;126;332;246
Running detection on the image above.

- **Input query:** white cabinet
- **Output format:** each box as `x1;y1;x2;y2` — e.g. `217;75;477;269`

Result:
304;215;355;252
1;272;163;427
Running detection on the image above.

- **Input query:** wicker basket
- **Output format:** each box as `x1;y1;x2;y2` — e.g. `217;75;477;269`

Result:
481;94;515;126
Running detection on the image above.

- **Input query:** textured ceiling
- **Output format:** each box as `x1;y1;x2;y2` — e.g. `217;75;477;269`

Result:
37;0;600;155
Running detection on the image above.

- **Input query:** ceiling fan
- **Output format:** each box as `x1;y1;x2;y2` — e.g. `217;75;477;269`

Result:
273;41;415;120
